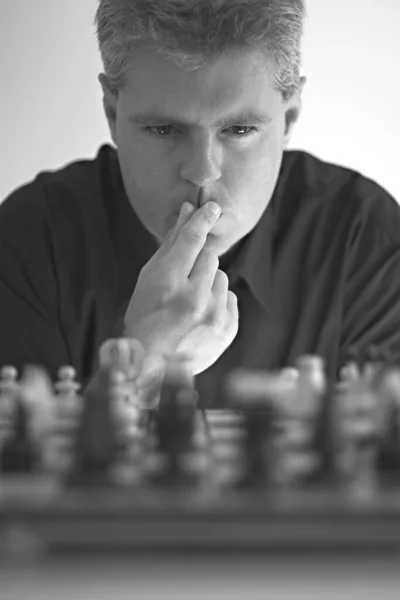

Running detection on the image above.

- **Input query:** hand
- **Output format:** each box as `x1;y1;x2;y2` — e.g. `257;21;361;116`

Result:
124;201;239;375
174;269;238;374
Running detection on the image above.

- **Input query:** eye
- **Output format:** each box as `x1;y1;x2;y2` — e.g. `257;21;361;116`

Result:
144;124;259;140
146;125;176;137
227;126;258;138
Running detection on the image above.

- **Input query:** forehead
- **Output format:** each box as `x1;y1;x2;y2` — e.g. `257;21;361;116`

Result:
120;47;283;123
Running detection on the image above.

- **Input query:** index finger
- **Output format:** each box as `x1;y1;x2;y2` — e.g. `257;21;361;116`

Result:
166;202;222;276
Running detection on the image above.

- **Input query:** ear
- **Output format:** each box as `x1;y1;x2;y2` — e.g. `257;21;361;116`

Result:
282;76;306;149
98;73;119;146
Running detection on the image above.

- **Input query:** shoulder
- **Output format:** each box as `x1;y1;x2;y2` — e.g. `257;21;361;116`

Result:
280;150;400;247
0;144;119;256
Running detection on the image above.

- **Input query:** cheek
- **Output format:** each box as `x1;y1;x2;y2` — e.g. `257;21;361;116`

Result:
119;133;176;187
226;142;277;196
222;142;283;223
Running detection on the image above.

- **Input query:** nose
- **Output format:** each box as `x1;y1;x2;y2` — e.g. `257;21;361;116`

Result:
180;135;222;188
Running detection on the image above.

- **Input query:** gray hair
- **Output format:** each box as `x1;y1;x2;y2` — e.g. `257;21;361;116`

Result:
94;0;306;102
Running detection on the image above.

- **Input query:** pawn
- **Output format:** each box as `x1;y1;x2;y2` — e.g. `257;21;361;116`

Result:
363;345;390;385
0;366;19;429
54;366;82;430
345;345;372;373
343;345;389;384
338;361;360;395
0;395;39;474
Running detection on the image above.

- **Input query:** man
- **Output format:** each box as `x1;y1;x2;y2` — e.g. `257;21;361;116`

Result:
1;0;399;408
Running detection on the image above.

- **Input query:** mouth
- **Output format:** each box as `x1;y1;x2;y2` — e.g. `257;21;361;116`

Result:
172;207;225;230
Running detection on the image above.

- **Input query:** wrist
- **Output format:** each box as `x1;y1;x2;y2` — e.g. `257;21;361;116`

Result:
123;319;174;359
133;352;166;408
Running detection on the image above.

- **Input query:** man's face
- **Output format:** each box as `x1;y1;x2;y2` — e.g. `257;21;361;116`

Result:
100;47;302;257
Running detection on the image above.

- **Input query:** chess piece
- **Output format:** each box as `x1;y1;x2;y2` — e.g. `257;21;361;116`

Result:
240;401;275;489
294;355;326;417
0;366;19;434
99;337;145;383
109;368;144;440
152;354;198;486
19;366;55;444
276;355;330;484
100;337;150;408
372;365;400;484
336;368;385;495
306;380;341;485
343;345;389;385
0;394;39;474
68;366;119;487
224;368;278;488
54;366;82;425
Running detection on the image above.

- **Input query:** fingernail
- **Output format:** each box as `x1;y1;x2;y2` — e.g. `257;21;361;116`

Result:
182;201;194;215
206;201;221;216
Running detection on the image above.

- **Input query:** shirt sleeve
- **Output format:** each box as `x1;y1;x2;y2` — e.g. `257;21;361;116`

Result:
0;229;70;383
339;216;400;370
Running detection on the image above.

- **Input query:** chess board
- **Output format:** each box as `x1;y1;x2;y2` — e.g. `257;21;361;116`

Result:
2;341;400;560
2;409;400;558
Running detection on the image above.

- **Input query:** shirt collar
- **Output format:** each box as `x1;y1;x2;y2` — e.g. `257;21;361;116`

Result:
227;203;274;313
225;152;295;313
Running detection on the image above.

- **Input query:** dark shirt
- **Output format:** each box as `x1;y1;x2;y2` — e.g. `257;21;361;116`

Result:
1;144;400;408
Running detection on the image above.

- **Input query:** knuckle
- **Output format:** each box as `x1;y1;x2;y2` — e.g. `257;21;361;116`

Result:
231;314;239;334
200;249;219;270
158;283;176;305
140;258;166;285
227;292;239;326
181;225;203;245
228;290;238;304
185;291;205;320
208;305;226;332
215;269;229;285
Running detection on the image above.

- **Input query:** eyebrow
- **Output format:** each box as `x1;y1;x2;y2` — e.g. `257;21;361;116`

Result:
129;110;273;128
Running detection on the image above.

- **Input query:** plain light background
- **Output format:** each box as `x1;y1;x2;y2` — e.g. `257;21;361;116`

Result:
1;0;399;202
